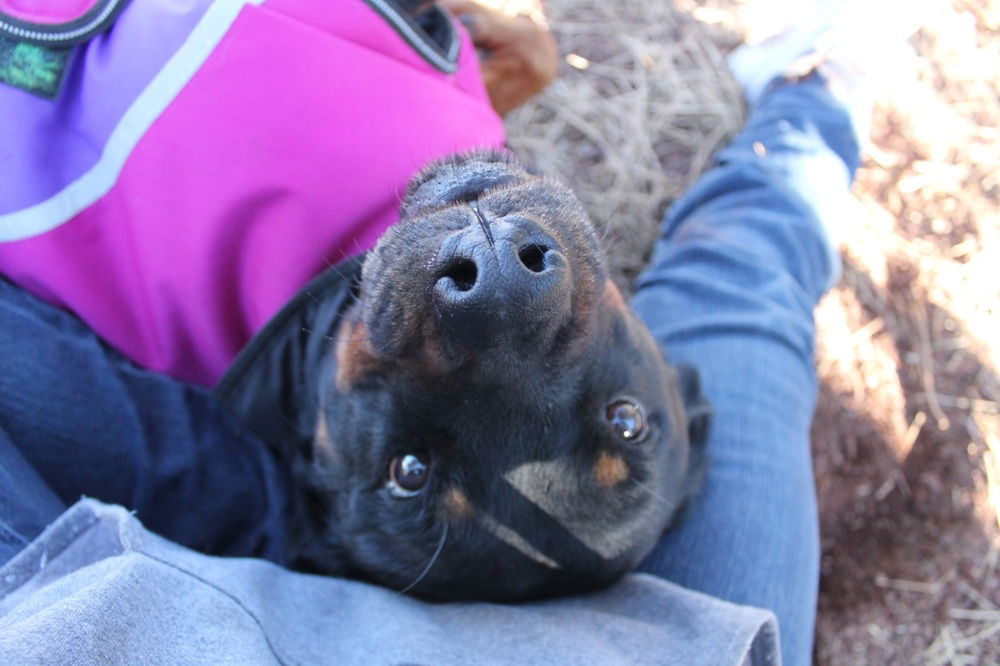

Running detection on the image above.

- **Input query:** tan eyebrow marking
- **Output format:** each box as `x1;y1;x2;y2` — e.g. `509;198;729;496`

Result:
594;451;629;488
313;410;337;464
600;279;627;312
442;487;473;520
335;317;378;391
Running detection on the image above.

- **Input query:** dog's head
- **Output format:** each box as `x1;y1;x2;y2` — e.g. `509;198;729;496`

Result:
303;150;704;601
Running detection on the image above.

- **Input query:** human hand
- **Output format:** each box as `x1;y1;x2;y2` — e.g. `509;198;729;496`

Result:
440;0;559;115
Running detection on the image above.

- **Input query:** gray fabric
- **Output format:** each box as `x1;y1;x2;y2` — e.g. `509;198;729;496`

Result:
0;499;780;665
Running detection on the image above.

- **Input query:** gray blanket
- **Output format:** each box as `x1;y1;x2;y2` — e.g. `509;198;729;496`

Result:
0;499;780;665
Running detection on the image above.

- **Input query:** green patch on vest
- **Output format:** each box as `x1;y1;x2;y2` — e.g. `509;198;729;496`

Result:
0;35;71;99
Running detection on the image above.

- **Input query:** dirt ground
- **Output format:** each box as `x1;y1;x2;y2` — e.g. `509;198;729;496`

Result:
502;0;1000;662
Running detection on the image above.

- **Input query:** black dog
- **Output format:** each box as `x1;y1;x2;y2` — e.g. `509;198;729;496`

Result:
215;150;708;602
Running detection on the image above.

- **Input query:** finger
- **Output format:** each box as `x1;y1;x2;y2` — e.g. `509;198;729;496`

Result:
440;1;532;51
437;0;481;16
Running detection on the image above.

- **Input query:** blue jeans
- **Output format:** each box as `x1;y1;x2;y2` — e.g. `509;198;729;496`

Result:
0;76;857;666
0;280;291;564
633;75;859;666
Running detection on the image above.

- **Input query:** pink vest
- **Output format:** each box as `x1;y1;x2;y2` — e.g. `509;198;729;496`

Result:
0;0;506;386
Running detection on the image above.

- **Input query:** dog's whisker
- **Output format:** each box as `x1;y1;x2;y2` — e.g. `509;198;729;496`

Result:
633;480;677;513
298;327;339;341
305;327;379;346
302;289;325;307
398;523;448;595
317;258;357;282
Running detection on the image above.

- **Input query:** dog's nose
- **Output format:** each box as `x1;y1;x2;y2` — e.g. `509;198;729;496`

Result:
432;217;571;349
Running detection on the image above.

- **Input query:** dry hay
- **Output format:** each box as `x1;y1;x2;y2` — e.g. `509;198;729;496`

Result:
503;0;744;291
809;0;1000;661
502;0;1000;663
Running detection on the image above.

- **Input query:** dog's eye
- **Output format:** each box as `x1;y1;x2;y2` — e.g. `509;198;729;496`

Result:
387;451;431;497
605;400;646;441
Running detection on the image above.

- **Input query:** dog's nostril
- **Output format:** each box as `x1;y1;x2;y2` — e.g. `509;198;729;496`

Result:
518;244;548;273
441;258;478;291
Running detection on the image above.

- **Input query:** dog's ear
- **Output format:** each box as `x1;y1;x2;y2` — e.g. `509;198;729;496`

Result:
675;363;711;501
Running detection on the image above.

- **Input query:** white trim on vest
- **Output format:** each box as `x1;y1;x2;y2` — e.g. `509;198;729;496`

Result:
0;0;264;243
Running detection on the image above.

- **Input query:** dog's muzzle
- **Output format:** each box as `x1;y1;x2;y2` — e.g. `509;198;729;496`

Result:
431;213;572;351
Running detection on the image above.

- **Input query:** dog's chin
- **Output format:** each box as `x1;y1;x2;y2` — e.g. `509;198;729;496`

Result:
401;149;527;217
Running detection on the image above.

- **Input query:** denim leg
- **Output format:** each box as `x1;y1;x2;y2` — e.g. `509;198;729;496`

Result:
0;425;66;564
0;278;292;564
632;77;860;666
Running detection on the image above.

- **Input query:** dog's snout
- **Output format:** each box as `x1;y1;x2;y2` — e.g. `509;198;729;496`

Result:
433;219;571;349
439;243;559;292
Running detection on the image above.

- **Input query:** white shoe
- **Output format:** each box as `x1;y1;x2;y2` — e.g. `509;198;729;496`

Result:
727;0;930;141
727;21;833;106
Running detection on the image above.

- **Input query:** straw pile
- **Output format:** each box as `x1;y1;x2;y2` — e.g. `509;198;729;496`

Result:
503;0;744;290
